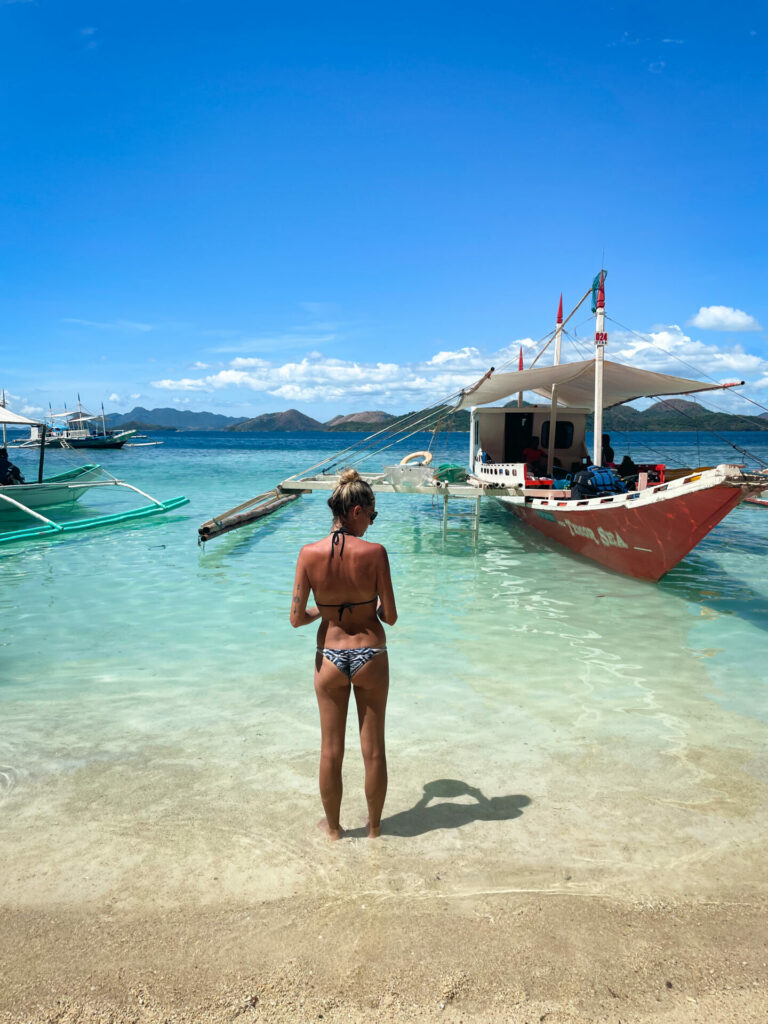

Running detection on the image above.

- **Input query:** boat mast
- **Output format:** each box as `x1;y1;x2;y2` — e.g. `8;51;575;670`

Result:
1;389;7;449
592;271;607;466
546;294;563;475
101;402;107;436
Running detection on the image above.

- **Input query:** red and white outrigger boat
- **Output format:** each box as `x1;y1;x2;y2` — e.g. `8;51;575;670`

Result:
199;272;766;581
458;273;767;580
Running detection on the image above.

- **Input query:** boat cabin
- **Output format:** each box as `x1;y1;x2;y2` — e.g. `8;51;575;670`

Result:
469;405;591;486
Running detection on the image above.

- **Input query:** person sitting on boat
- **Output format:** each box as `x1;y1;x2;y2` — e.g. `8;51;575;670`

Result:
522;437;548;477
290;467;397;840
617;454;639;480
602;433;616;467
0;447;24;485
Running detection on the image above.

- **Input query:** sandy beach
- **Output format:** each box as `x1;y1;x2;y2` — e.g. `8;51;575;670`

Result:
2;889;767;1023
2;746;767;1023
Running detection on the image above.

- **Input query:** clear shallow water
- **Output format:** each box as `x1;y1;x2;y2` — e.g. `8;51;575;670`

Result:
1;430;767;908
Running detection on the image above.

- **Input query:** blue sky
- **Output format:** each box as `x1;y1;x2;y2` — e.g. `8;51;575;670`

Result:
1;1;767;420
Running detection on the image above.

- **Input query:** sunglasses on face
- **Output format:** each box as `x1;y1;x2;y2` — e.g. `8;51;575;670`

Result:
368;509;378;522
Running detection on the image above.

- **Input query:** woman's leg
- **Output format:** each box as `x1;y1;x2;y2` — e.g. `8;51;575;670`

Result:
353;653;389;838
314;652;351;839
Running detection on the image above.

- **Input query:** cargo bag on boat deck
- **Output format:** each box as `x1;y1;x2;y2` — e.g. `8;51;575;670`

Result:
571;465;627;499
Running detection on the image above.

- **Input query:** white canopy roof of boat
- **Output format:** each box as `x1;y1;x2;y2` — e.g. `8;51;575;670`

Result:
0;407;40;426
50;410;97;420
456;358;736;411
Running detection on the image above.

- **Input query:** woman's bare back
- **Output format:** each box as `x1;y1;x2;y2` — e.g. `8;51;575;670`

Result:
300;531;390;648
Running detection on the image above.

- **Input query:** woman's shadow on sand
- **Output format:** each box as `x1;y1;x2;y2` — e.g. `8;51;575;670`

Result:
345;779;531;838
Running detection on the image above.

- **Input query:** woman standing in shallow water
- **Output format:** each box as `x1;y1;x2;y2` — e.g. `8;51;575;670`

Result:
290;468;397;839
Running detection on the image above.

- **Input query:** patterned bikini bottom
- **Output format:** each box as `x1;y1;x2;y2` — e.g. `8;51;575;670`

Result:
317;646;387;680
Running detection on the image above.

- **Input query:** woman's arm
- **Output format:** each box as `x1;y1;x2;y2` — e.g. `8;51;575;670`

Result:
290;550;320;628
375;546;397;626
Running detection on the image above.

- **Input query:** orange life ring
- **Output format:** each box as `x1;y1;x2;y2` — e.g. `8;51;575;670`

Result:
399;450;433;466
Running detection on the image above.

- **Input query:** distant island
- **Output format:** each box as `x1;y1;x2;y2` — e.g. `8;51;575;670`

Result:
118;420;178;432
600;398;768;432
106;401;768;433
107;406;246;431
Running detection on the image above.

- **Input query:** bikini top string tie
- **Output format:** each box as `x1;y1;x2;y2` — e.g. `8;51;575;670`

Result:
330;525;348;559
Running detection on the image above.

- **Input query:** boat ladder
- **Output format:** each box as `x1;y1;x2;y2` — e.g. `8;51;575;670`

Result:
440;492;482;544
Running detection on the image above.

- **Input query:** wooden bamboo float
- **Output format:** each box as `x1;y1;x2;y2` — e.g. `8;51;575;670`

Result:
197;489;306;544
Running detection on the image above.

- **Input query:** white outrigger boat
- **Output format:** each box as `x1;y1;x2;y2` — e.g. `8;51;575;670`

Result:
198;273;767;581
0;406;188;544
9;396;137;449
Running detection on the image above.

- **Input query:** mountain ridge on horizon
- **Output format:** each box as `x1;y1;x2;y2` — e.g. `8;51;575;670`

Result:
107;402;768;433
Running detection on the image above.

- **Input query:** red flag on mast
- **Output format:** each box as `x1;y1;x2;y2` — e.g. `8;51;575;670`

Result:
518;346;524;371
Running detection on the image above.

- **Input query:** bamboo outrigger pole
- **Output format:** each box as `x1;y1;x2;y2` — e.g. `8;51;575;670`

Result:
197;489;306;543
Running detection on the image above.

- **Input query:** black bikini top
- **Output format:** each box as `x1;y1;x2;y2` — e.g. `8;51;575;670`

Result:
316;526;376;620
329;525;348;559
316;596;377;620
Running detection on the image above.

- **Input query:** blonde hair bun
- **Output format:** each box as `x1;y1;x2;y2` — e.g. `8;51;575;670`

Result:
328;467;374;522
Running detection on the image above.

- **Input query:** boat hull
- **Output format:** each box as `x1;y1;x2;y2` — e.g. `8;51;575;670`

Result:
497;466;752;581
0;466;103;514
44;430;136;449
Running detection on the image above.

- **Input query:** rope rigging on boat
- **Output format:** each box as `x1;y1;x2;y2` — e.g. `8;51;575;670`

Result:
518;304;768;473
287;378;482;482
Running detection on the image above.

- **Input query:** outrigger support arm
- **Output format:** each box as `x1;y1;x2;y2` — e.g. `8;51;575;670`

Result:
0;491;62;530
59;479;165;507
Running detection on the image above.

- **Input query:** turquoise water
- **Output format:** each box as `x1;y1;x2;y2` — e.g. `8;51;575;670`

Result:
1;430;767;908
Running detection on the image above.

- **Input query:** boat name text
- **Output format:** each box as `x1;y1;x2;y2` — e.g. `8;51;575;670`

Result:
561;519;628;549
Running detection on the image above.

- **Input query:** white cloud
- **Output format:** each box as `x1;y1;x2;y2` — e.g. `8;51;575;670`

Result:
427;346;484;366
63;317;155;332
689;305;762;331
80;26;99;50
153;377;212;391
608;324;768;402
108;392;121;402
151;340;542;407
230;357;269;369
191;361;209;370
130;393;141;400
21;404;44;415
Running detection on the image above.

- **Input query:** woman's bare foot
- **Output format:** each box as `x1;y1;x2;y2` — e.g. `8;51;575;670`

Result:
317;818;342;841
364;819;382;839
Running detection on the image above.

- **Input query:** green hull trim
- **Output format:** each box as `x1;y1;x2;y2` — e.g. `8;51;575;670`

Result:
42;464;100;483
0;495;189;545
